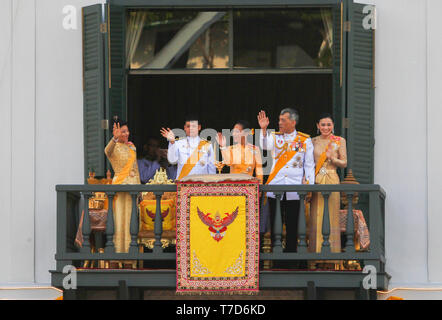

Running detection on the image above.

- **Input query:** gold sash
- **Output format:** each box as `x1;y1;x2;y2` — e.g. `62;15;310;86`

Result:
177;140;209;180
113;144;136;185
266;134;308;185
315;136;341;177
266;149;297;185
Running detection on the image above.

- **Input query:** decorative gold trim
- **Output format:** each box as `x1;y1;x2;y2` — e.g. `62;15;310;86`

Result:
138;238;175;249
192;251;212;275
224;251;244;275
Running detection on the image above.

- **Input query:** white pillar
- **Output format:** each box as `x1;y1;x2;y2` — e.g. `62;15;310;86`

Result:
10;0;36;283
0;0;36;284
427;0;442;283
35;0;105;284
0;0;13;284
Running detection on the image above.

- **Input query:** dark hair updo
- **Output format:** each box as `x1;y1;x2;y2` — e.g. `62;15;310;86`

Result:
235;120;251;131
112;117;128;128
317;113;334;124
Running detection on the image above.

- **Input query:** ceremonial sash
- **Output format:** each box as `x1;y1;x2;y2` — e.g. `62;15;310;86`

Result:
266;149;297;185
113;144;136;185
315;136;341;177
266;134;308;185
177;140;209;180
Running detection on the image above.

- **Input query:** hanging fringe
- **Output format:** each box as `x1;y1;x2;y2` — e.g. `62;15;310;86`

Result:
176;290;259;296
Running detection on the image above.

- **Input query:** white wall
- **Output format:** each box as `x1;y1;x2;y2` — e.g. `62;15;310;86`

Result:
0;0;104;285
0;0;441;289
355;0;430;287
34;0;105;284
0;0;13;284
0;0;36;284
359;0;442;288
426;0;442;283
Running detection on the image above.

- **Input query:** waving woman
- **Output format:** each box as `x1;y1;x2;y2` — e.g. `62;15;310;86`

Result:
105;120;140;265
216;120;263;184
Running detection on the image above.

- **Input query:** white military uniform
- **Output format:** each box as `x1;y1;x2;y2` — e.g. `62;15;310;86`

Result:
167;135;216;179
260;130;315;200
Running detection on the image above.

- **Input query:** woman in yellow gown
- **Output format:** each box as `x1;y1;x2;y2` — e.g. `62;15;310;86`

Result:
308;113;347;254
216;120;263;184
105;121;141;266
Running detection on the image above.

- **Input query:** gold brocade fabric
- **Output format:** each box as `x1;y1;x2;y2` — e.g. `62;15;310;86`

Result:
113;192;132;253
105;140;141;253
105;140;140;185
221;144;263;184
308;136;347;253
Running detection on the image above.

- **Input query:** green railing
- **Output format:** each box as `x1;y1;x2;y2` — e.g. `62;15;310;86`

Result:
51;183;388;299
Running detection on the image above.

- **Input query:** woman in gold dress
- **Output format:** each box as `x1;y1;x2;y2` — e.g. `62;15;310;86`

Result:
216;120;263;184
105;121;141;265
308;113;347;254
217;121;267;254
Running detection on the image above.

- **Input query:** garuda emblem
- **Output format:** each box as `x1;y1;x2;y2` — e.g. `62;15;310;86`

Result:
145;208;170;221
197;207;239;242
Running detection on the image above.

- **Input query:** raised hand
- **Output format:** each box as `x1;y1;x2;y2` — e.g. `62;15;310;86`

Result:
216;132;226;148
257;110;270;131
113;123;121;141
160;127;175;143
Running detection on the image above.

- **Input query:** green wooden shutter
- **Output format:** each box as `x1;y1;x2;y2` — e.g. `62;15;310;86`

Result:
346;1;375;184
105;3;126;135
83;4;106;179
332;1;345;137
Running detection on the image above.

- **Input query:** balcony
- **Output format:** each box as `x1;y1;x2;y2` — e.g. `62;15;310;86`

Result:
50;183;388;300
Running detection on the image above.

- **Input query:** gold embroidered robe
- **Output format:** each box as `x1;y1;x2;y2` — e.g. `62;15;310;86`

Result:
308;136;347;253
221;143;263;184
105;139;140;253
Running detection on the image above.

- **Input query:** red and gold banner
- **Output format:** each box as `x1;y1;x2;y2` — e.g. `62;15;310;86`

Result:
176;181;260;295
139;199;176;232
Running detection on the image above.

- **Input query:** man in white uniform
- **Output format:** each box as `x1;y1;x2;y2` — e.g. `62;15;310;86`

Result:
160;116;216;180
258;108;315;254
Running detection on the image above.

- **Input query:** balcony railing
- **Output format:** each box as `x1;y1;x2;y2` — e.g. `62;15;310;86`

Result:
51;183;388;300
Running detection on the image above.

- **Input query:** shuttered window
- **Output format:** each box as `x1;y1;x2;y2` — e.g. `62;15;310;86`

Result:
82;4;106;179
106;4;126;141
346;1;375;184
82;0;376;184
332;2;344;137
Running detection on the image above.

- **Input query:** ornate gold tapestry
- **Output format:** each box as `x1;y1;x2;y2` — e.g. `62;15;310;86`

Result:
176;181;260;295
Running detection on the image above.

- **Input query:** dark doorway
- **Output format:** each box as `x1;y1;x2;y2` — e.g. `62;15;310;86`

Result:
128;73;332;154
